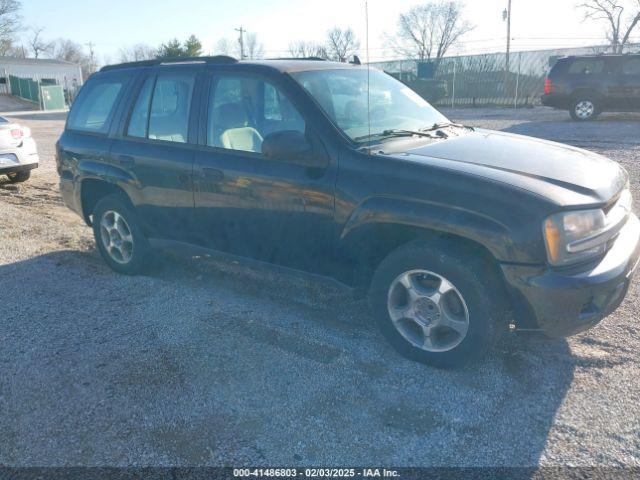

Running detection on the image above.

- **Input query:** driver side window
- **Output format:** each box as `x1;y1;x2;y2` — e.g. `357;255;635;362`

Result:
207;74;306;153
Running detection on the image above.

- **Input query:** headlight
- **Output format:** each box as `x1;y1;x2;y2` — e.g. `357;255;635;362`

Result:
543;209;606;266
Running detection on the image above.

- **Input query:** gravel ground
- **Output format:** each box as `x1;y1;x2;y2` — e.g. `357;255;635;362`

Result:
1;107;639;468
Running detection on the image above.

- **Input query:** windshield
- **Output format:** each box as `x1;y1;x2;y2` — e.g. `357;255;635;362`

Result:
291;68;449;143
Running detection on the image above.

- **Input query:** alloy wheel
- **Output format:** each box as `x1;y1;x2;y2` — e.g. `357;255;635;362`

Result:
575;100;595;120
387;269;470;353
99;210;134;265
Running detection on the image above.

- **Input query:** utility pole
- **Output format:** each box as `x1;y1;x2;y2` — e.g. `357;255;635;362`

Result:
235;26;245;60
503;0;512;98
505;0;512;74
85;42;96;74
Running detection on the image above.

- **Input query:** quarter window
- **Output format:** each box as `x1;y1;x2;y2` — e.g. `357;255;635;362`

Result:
67;77;127;133
207;74;305;153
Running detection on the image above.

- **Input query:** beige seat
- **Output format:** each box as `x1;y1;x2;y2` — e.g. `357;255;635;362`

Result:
220;127;263;152
211;102;264;153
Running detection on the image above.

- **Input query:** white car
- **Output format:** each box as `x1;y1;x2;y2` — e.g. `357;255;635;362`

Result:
0;116;39;183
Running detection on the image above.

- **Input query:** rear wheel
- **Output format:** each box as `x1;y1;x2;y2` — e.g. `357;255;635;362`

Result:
6;170;31;183
570;96;600;121
92;193;154;275
369;241;506;368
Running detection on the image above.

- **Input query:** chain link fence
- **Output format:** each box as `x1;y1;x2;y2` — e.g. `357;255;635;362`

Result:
372;44;640;108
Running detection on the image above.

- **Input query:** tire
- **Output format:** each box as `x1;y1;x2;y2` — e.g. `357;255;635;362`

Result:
92;193;154;275
369;240;507;369
6;170;31;183
570;96;601;121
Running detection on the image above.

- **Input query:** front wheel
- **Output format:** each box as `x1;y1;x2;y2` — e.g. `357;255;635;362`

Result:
92;193;154;275
6;170;31;183
570;97;600;121
369;241;507;368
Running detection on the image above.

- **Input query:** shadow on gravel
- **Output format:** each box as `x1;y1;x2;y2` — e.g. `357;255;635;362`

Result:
1;250;579;466
502;121;640;151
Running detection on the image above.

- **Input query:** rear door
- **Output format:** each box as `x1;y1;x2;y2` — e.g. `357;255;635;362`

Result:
109;67;201;241
617;57;640;109
192;68;337;271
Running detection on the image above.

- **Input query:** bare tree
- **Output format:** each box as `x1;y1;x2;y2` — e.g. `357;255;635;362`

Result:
0;37;23;56
288;40;328;59
580;0;640;53
29;27;53;59
52;39;94;78
245;32;264;59
388;1;473;65
326;27;360;62
213;38;235;56
0;0;21;46
119;43;156;62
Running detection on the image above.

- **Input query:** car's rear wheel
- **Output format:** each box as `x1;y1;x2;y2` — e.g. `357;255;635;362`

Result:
6;171;31;183
369;240;506;368
92;193;154;275
570;96;600;121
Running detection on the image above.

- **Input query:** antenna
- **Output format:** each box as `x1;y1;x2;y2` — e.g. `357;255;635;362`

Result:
365;1;371;153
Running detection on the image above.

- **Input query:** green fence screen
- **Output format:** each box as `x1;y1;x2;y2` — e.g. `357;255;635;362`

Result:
9;75;40;104
8;75;66;110
40;85;66;110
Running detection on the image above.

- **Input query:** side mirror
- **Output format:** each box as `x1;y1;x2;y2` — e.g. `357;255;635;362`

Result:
262;130;326;168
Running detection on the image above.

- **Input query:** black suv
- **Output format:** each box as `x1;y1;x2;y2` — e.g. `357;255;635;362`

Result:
57;56;640;368
542;54;640;121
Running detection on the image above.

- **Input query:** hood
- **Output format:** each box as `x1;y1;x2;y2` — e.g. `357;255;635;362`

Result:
397;129;627;207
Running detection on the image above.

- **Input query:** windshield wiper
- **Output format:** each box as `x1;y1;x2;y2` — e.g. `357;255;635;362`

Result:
354;129;439;143
422;122;475;133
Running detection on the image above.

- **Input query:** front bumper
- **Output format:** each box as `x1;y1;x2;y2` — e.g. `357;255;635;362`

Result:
501;213;640;337
0;137;39;175
0;162;38;175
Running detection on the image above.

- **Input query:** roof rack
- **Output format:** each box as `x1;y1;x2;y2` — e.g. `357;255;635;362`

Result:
100;55;238;72
268;57;328;62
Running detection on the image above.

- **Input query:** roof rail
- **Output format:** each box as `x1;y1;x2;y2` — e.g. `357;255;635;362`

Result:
100;55;238;72
268;57;328;62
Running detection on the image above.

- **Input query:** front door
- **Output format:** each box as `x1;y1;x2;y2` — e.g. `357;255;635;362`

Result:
109;70;199;240
192;70;337;272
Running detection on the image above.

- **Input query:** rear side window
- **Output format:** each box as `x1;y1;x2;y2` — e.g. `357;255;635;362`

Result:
568;60;605;75
622;59;640;75
127;77;155;138
67;77;126;133
127;73;195;143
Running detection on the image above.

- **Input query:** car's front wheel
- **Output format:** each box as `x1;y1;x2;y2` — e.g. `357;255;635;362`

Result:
570;96;600;121
6;170;31;183
92;193;154;275
369;240;506;368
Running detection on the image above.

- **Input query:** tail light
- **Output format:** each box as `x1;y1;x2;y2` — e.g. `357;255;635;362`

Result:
10;126;31;139
544;77;553;95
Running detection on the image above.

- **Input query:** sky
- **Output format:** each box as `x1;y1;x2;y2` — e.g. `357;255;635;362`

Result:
17;0;640;64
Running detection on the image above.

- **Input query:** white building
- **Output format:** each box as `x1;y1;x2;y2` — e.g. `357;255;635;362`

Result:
0;57;83;95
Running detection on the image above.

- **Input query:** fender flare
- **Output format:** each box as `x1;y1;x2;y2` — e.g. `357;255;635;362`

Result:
339;196;517;262
76;160;140;222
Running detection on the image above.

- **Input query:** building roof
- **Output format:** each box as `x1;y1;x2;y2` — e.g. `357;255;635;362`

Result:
0;56;79;67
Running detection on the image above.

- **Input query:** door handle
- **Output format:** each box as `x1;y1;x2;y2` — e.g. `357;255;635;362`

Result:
201;167;224;181
118;155;135;166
